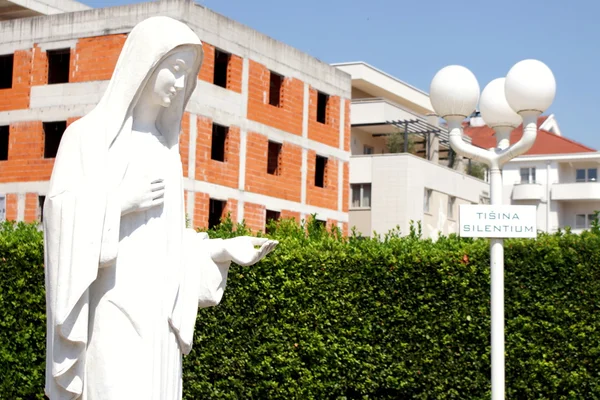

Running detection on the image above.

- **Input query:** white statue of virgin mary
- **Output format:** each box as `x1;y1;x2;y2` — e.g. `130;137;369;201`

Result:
43;16;277;400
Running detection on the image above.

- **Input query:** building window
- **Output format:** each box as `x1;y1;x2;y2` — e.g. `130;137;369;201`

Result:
315;155;327;188
269;70;283;107
448;196;456;219
213;48;230;89
576;168;597;182
43;121;66;158
265;209;280;234
0;195;5;222
316;91;329;124
575;214;597;229
0;54;14;89
267;141;282;175
351;183;371;208
363;145;374;155
0;125;8;161
47;49;70;84
208;199;225;229
424;188;432;213
38;195;46;222
520;167;536;184
210;123;228;162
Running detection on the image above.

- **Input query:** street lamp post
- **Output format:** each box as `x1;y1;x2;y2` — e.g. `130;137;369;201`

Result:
429;60;556;399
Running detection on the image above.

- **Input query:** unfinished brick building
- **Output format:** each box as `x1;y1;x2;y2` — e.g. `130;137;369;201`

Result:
0;0;351;233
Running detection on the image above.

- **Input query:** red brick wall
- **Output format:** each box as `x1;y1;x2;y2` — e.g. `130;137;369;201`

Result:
243;202;266;232
198;43;242;93
24;193;39;222
244;132;301;201
192;192;237;229
30;45;48;86
0;50;31;111
223;198;238;223
193;192;210;229
5;194;17;221
342;162;349;212
307;88;341;148
306;149;339;210
247;60;303;136
180;112;190;177
71;34;127;83
195;116;240;189
0;122;53;182
280;210;301;222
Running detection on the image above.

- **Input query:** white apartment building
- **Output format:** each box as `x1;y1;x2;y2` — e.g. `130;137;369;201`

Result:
333;62;490;239
465;114;599;233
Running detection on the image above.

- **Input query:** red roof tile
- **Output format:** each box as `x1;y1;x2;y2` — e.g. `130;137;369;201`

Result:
463;116;596;155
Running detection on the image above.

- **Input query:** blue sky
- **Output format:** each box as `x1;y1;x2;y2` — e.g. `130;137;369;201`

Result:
83;0;600;150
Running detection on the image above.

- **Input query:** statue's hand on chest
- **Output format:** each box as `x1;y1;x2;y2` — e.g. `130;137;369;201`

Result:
119;174;165;216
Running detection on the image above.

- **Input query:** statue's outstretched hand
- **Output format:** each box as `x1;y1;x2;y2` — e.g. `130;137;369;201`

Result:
223;237;278;266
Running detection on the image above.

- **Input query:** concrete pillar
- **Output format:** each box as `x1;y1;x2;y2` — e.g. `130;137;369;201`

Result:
426;113;440;164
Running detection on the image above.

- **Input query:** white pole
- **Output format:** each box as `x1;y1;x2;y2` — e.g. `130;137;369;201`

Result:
489;167;504;400
430;60;555;400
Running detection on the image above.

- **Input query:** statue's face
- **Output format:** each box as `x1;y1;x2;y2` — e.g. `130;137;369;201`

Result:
149;49;196;108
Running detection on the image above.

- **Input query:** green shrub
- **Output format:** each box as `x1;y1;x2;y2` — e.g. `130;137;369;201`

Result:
0;221;46;399
1;218;600;399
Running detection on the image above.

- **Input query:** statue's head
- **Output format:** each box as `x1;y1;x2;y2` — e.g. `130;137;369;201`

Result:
90;16;204;147
147;49;197;109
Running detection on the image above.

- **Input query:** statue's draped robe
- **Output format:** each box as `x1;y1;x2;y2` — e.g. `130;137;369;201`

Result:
43;17;225;400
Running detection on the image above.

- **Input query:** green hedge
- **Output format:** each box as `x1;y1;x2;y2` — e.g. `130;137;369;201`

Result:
1;218;600;399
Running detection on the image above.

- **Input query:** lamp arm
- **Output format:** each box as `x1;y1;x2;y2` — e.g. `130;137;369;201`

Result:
446;118;495;167
496;111;539;167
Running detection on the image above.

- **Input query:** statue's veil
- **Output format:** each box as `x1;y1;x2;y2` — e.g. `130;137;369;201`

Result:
43;16;203;399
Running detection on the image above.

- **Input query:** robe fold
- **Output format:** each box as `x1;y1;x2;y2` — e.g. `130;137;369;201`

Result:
43;17;219;400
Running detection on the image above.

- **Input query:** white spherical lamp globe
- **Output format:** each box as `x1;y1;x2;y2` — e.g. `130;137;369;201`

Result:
505;59;556;114
480;78;522;128
430;65;480;119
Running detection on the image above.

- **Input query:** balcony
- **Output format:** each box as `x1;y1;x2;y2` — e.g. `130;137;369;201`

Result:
552;182;600;201
512;183;545;201
351;98;425;133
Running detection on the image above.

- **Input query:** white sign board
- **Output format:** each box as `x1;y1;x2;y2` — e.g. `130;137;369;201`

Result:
459;205;537;238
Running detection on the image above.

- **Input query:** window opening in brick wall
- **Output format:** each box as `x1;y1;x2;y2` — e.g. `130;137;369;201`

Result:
38;195;46;222
209;199;225;229
315;155;327;188
269;70;283;107
317;91;329;124
47;49;70;84
0;54;14;89
211;123;228;162
0;125;9;161
265;209;280;234
0;195;5;222
267;141;282;175
213;48;231;89
43;121;67;158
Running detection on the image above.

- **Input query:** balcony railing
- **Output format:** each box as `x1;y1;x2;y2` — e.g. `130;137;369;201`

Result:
512;183;544;200
552;182;600;201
